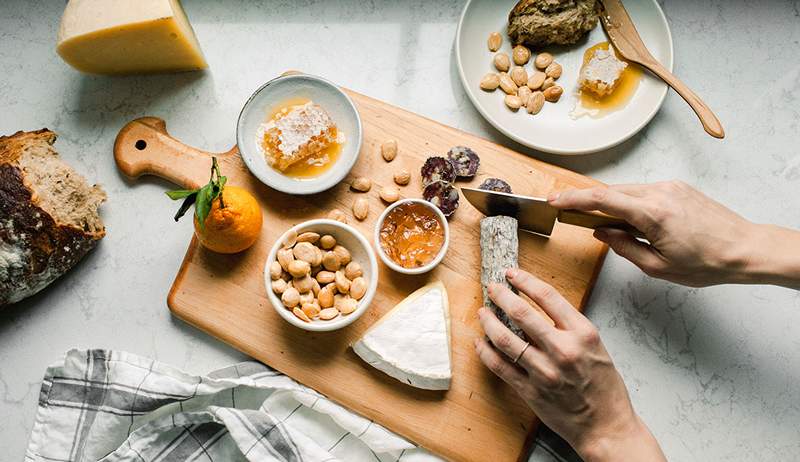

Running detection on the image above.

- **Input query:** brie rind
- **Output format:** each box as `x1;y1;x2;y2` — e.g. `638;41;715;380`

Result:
353;281;451;390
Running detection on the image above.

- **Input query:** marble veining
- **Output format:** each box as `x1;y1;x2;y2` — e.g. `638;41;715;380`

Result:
1;0;799;460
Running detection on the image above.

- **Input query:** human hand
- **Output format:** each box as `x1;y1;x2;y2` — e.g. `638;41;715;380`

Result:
549;181;760;287
475;269;666;462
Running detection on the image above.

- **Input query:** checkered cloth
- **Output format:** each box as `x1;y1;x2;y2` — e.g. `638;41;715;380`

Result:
24;350;581;462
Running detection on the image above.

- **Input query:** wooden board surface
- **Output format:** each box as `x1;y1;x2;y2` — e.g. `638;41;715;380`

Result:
114;89;608;462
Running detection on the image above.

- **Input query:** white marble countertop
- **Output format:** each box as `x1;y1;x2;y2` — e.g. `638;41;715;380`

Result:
2;0;799;460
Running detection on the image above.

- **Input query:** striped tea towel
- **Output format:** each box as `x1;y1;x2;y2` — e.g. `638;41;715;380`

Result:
25;349;581;462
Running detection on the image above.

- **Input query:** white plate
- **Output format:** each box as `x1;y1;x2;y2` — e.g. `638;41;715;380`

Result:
237;74;363;194
455;0;673;155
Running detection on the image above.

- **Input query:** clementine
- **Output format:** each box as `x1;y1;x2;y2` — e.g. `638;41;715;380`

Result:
193;185;262;254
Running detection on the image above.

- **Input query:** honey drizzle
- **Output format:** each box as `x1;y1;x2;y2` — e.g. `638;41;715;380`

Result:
576;42;643;117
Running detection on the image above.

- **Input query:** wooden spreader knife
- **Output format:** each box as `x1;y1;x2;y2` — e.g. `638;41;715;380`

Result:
462;187;644;238
599;0;725;139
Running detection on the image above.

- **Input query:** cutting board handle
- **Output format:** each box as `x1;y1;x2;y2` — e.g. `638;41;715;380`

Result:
114;117;235;190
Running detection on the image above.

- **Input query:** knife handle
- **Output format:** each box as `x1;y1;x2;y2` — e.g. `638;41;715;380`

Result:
558;209;646;239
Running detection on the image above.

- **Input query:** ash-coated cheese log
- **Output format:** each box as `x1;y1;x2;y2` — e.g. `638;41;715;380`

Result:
480;215;525;339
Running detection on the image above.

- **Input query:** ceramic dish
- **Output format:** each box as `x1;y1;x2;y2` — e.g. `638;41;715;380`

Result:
374;199;450;275
265;219;378;332
455;0;673;155
237;74;363;194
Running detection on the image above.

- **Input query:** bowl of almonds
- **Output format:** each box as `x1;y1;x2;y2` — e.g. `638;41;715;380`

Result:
265;219;378;331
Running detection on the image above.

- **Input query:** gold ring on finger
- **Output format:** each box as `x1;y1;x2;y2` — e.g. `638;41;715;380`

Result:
513;342;530;364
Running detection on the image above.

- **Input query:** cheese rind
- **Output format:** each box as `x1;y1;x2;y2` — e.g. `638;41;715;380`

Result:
56;0;207;75
353;281;451;390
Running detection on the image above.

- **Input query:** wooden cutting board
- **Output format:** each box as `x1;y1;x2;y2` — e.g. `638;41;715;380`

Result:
114;89;608;462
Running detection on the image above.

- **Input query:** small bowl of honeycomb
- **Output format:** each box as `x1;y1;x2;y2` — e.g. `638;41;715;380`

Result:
237;73;362;195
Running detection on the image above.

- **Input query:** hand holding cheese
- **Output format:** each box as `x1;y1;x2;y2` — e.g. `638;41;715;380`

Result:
57;0;207;75
353;281;451;390
475;269;666;462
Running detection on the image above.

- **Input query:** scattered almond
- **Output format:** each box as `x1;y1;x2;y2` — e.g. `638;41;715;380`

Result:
534;52;553;70
288;260;311;278
480;73;500;91
281;287;300;308
322;251;341;271
527;71;546;90
487;32;502;51
381;139;398;162
517;86;532;106
545;62;562;79
499;73;518;95
333;245;351;265
493;52;510;72
542;76;555;90
350;277;367;300
335;270;351;294
351;177;372;192
393;169;411;186
316;270;335;284
296;231;320;244
353;197;369;221
344;261;362;280
380;186;400;203
504;94;522;111
269;261;282;280
336;296;358;315
319;234;336;250
319;307;340;320
512;45;531;65
293;307;311;322
510;66;528;87
543;85;563;102
527;91;545;114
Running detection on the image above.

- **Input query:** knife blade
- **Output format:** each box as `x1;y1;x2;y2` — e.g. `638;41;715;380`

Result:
461;187;644;238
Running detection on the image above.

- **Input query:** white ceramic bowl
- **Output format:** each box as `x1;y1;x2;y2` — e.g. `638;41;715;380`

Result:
373;199;450;275
237;74;363;194
265;219;378;332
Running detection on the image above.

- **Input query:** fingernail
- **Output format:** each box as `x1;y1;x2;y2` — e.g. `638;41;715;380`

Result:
506;267;518;279
547;192;560;202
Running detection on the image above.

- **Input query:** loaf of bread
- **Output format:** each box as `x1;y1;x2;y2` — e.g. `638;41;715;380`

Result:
508;0;599;47
0;129;106;305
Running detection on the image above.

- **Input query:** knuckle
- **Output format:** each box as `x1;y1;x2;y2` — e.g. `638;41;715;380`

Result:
532;283;556;302
508;302;530;323
580;326;600;346
554;344;580;366
589;187;608;204
539;369;561;387
488;358;508;375
494;332;515;351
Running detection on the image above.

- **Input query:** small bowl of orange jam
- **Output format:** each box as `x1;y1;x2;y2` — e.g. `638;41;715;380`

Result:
374;199;449;275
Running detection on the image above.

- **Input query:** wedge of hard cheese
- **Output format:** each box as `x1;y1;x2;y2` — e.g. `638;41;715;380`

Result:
353;281;451;390
57;0;207;75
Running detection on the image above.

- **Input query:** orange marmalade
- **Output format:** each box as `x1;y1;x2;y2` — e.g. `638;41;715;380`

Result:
379;202;445;269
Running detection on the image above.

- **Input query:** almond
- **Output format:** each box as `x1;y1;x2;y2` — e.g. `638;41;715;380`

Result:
487;32;502;52
479;73;500;91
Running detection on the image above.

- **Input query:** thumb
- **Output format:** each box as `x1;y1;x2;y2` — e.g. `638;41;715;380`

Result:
595;228;665;276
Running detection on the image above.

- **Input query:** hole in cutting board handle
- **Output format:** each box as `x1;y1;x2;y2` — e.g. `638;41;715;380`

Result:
135;140;147;151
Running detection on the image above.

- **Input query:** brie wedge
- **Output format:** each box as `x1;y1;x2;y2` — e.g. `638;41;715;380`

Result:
353;281;451;390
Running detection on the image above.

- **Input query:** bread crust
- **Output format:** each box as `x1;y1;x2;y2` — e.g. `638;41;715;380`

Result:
0;129;105;305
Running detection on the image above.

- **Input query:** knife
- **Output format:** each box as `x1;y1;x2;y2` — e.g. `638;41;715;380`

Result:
461;187;644;238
